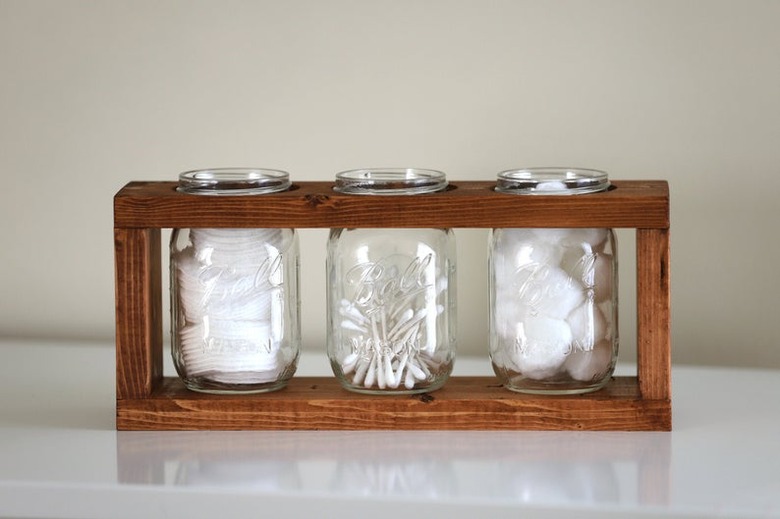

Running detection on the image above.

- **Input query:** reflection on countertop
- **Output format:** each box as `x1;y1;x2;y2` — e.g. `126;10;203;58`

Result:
117;430;670;506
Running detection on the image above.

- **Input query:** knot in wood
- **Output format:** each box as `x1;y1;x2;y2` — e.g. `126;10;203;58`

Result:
417;393;435;404
304;193;330;207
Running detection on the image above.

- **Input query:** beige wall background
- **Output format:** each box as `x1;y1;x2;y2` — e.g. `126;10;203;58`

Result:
1;0;778;368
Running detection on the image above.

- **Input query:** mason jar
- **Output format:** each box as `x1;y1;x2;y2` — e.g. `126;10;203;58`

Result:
327;168;456;394
170;168;300;393
489;168;618;394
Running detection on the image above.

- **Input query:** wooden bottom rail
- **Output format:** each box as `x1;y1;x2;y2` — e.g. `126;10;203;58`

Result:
116;376;671;431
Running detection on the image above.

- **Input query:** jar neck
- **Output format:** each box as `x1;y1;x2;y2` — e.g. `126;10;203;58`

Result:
496;168;609;195
177;168;291;195
334;168;448;195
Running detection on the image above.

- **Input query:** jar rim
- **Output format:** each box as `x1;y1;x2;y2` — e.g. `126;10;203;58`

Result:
177;168;291;195
496;167;609;195
334;168;448;195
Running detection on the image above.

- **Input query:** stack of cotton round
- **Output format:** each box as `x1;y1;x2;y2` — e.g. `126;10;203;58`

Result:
173;228;284;385
178;321;283;384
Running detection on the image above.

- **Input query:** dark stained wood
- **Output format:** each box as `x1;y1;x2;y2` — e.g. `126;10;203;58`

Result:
114;180;670;229
116;376;671;431
637;228;672;401
115;228;163;399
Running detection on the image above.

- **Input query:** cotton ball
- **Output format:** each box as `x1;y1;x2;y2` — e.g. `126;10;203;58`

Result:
561;248;615;303
526;240;564;267
530;228;570;244
560;242;593;283
533;228;607;249
493;305;520;342
591;253;615;303
494;228;536;249
493;280;536;338
536;180;568;191
563;228;608;250
493;264;537;329
597;301;616;340
567;302;609;350
564;340;614;382
513;232;563;266
493;229;564;270
512;317;572;380
491;331;528;373
557;231;605;269
527;267;585;319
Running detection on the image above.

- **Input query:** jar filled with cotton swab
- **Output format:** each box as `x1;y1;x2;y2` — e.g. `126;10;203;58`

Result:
170;168;300;394
327;168;456;394
489;168;618;394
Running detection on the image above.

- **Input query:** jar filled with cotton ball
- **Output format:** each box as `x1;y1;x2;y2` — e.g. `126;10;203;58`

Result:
489;168;618;394
327;168;456;394
170;168;300;394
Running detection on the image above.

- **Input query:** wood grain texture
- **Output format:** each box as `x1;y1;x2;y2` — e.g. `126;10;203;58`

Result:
114;180;670;229
116;376;671;431
637;228;672;401
115;228;163;399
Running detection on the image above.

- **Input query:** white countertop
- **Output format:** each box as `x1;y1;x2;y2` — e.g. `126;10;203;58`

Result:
1;339;778;519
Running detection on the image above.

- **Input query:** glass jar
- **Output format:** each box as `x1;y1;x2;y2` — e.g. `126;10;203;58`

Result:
327;168;456;394
170;168;300;393
489;168;618;394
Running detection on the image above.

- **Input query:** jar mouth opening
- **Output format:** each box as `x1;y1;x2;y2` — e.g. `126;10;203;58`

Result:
334;168;448;195
496;168;609;195
177;168;291;195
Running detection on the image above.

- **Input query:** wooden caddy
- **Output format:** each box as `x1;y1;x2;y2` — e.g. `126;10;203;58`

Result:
114;180;671;431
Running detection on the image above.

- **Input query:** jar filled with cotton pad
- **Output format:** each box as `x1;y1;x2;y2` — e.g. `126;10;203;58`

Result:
490;168;618;394
327;168;456;394
170;168;300;394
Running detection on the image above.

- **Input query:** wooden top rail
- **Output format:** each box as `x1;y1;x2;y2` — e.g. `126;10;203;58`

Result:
114;180;669;229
